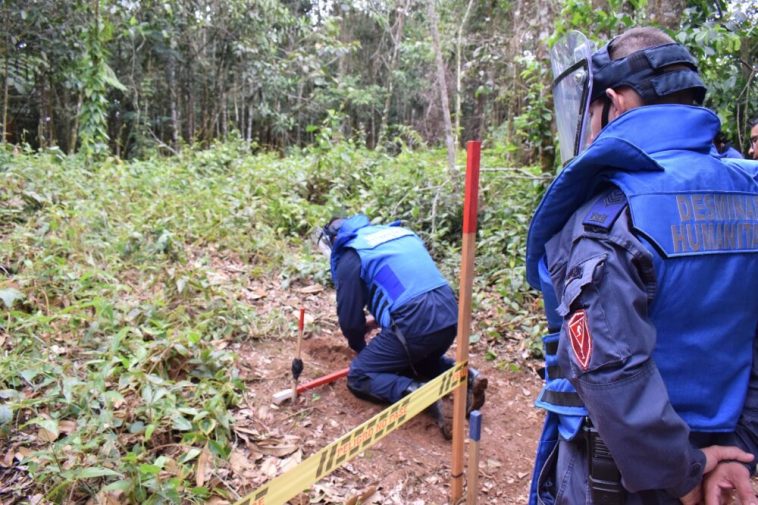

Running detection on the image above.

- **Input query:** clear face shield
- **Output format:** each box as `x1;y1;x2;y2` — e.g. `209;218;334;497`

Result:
550;31;596;165
312;218;345;260
311;227;333;259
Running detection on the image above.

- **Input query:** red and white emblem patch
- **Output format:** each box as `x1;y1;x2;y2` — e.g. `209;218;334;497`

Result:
568;309;592;371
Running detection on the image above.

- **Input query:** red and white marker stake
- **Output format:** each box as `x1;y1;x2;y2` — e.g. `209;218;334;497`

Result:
451;141;481;502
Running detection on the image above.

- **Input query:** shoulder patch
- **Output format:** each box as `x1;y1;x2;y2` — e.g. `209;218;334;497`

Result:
582;189;627;232
568;309;592;371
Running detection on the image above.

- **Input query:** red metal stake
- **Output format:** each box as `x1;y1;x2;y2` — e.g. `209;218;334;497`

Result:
273;367;350;404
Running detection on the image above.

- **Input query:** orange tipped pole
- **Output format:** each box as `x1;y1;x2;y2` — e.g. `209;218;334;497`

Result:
451;140;481;502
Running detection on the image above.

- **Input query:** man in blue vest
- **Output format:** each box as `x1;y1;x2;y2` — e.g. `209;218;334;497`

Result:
714;131;744;159
527;27;758;504
749;118;758;160
317;214;487;438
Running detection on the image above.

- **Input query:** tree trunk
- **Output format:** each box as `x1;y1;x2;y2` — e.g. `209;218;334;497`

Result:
736;38;752;151
378;0;411;145
187;60;195;141
246;84;253;143
70;92;82;152
219;57;227;139
648;0;686;29
221;89;227;138
37;78;45;148
46;77;55;147
168;38;179;150
296;81;303;146
233;83;239;134
454;0;475;147
1;47;8;145
427;0;457;185
1;4;7;145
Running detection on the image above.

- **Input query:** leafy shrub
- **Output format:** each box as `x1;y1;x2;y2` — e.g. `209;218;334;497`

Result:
0;141;546;501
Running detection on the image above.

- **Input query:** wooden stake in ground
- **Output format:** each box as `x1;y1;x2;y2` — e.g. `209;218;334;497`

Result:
451;140;481;502
291;307;305;401
466;410;482;505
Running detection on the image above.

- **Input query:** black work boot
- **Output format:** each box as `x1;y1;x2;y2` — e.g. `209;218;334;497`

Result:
404;381;452;440
427;399;453;440
466;367;488;416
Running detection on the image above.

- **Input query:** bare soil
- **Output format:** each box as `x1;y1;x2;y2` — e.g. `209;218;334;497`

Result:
233;282;544;504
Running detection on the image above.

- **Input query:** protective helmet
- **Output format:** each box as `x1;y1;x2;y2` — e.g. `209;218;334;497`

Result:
551;30;706;164
316;217;345;256
589;38;706;106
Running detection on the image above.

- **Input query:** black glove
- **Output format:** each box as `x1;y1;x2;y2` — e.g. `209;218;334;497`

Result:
291;358;304;380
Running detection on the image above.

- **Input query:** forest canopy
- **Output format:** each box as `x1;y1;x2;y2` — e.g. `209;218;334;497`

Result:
1;0;756;168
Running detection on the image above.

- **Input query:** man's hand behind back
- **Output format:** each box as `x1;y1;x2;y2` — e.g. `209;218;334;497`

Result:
680;445;755;505
703;461;756;505
365;315;379;333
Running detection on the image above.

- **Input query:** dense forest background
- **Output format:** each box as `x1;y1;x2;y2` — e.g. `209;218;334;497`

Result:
1;0;756;169
1;1;757;503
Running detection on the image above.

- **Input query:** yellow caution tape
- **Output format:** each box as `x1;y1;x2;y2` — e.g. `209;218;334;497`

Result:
235;361;468;505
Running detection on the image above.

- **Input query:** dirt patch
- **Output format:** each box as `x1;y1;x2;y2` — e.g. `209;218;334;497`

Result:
303;338;355;367
232;282;544;504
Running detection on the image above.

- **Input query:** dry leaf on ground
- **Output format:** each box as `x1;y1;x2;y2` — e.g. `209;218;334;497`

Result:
259;457;279;479
296;285;324;294
59;420;77;434
37;428;57;443
344;484;377;505
196;445;212;487
279;448;302;473
205;498;231;505
229;449;251;476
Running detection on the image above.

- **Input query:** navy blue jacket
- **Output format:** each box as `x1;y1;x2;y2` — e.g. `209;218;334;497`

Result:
527;105;758;503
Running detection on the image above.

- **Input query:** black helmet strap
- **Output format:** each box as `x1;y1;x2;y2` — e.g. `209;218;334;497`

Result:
591;41;706;105
601;96;613;129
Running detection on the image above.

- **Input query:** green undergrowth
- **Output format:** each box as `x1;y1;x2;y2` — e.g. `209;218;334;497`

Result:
0;139;548;502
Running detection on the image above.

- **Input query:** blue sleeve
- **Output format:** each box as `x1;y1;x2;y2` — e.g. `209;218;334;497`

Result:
545;193;705;497
334;249;368;352
724;146;744;159
735;329;758;475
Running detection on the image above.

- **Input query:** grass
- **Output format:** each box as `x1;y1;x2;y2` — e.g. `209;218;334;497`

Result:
0;139;547;503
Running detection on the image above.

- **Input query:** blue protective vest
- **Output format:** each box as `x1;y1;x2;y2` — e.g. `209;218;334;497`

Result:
718;146;744;160
330;215;448;328
526;106;758;503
